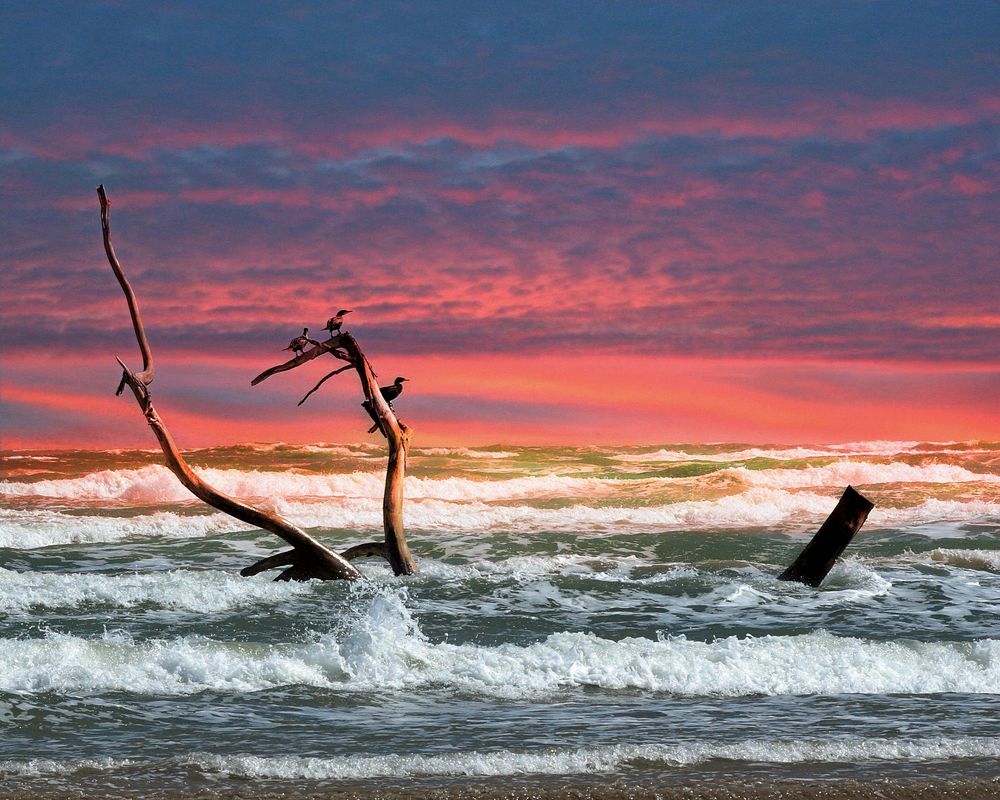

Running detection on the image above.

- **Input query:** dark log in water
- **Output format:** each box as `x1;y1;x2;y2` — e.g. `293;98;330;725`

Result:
779;485;875;587
98;185;363;582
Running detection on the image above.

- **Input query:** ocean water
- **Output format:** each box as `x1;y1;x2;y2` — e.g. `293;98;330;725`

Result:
1;441;998;795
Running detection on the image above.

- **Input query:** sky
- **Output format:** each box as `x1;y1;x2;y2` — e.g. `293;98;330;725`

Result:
1;1;998;448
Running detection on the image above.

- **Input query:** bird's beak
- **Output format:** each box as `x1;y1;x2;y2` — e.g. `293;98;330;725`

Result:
345;310;354;314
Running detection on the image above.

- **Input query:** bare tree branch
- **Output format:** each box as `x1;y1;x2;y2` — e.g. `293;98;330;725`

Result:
241;549;297;577
99;185;363;582
250;343;344;386
253;332;417;576
298;364;355;406
341;542;389;562
99;185;153;399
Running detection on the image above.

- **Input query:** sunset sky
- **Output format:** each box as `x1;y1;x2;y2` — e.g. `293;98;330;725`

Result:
2;2;998;448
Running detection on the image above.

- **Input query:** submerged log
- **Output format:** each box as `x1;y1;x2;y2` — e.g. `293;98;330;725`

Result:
98;185;362;581
778;485;874;587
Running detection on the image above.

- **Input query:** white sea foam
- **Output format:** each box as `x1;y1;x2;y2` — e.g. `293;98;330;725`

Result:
924;548;1000;573
0;568;312;612
4;490;998;550
610;441;994;463
0;557;688;610
0;507;238;548
614;447;845;463
414;447;517;459
5;737;998;780
2;591;998;697
281;492;1000;533
277;489;854;532
187;737;1000;779
0;757;133;778
808;559;893;602
416;554;697;584
827;441;923;454
730;460;999;488
0;466;619;503
4;457;995;510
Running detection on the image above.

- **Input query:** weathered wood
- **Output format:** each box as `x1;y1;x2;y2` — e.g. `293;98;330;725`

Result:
298;364;355;406
361;399;387;436
341;541;389;562
241;549;297;577
250;342;350;386
252;332;418;576
778;485;874;587
99;185;363;582
99;185;153;393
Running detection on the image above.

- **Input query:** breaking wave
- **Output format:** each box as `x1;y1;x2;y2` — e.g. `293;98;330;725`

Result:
2;590;998;698
413;447;517;458
3;490;998;549
923;548;1000;573
0;466;619;503
3;457;995;510
0;757;133;779
729;460;999;488
0;568;311;612
6;737;1000;780
0;507;236;548
186;737;1000;778
615;446;860;463
611;441;997;463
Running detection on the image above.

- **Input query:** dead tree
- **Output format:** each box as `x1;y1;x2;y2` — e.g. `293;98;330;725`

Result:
251;333;416;576
98;185;413;580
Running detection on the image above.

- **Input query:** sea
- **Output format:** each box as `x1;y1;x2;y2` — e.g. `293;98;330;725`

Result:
0;441;998;796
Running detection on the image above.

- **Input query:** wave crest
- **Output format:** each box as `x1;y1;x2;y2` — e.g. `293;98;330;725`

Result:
2;590;997;698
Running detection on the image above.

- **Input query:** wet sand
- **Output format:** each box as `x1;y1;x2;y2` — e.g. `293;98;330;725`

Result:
3;780;1000;800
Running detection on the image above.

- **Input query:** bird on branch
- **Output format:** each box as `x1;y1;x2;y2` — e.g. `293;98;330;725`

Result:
284;327;320;356
364;377;410;434
381;376;409;406
325;309;353;337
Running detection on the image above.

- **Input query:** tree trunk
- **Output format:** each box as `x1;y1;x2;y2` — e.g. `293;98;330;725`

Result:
778;485;874;587
251;332;417;576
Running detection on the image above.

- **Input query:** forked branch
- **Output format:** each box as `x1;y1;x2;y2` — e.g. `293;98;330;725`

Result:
98;185;362;581
251;344;352;386
252;334;417;576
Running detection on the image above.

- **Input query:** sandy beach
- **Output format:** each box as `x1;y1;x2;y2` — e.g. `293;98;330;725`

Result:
3;778;1000;800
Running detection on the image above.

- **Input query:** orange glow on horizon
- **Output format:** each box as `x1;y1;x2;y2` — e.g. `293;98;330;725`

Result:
2;352;995;450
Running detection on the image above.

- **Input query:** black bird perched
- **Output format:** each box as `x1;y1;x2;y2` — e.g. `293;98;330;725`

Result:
380;376;409;405
325;309;353;337
365;377;410;434
283;328;319;356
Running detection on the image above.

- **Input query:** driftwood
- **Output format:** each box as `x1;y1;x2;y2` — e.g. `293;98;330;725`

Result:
99;185;365;581
251;336;416;576
779;485;874;587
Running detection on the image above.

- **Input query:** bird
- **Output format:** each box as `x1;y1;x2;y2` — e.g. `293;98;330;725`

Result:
325;309;353;337
283;328;318;356
380;376;409;406
365;377;410;434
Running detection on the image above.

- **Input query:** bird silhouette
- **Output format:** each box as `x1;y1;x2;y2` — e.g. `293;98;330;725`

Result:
325;309;353;337
380;376;409;406
283;328;319;356
365;377;410;434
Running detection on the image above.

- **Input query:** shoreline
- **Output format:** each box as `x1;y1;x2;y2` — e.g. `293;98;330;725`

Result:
2;778;1000;800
